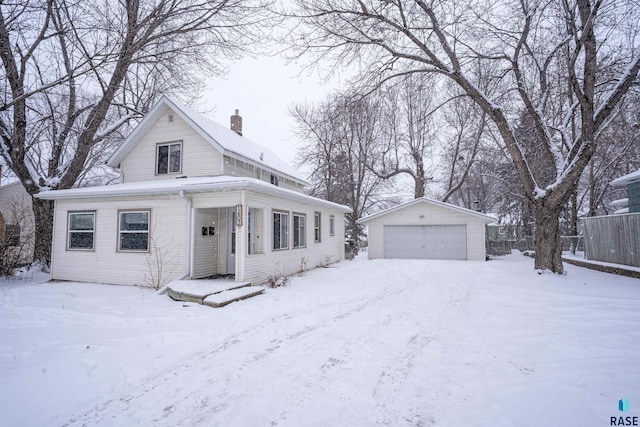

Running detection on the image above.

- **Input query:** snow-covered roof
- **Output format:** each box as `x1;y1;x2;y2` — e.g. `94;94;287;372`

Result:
357;197;496;224
0;180;21;190
614;207;630;215
35;176;351;213
611;169;640;186
106;96;306;185
609;198;629;208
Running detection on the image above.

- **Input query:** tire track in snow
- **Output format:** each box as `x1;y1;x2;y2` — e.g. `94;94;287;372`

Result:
63;263;474;426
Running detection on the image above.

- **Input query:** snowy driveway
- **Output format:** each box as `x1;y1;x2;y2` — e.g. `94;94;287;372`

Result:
1;255;639;426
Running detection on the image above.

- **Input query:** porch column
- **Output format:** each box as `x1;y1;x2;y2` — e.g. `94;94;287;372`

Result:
235;190;247;281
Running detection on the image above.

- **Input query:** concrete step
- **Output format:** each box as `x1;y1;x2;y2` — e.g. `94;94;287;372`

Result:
203;286;265;308
167;279;251;304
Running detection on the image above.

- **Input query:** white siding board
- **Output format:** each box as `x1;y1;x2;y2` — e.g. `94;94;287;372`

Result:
120;110;223;182
51;195;189;286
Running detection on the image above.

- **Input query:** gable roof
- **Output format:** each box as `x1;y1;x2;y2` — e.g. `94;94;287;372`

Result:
357;197;496;224
35;176;351;213
106;96;306;185
611;168;640;186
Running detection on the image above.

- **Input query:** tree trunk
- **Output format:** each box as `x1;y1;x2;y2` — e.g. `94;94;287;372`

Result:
414;174;426;198
570;190;578;254
347;213;360;255
32;198;55;265
533;202;564;273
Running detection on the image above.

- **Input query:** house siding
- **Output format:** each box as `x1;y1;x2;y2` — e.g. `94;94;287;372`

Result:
222;155;305;193
193;208;223;278
365;202;487;261
187;190;346;284
241;192;345;284
629;182;640;213
0;182;34;263
120;110;223;182
51;195;189;286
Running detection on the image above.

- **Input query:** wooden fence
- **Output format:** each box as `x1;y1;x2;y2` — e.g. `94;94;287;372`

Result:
582;213;640;267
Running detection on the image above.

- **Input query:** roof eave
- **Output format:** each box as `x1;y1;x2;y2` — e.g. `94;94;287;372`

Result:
357;197;496;224
35;179;351;213
611;169;640;186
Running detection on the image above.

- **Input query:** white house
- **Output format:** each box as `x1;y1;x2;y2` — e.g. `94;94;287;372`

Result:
358;198;495;261
0;178;34;267
36;97;351;287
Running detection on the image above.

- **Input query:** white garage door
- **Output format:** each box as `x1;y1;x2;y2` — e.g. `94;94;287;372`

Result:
383;225;467;260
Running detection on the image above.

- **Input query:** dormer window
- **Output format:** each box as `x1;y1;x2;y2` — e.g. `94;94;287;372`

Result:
157;141;182;175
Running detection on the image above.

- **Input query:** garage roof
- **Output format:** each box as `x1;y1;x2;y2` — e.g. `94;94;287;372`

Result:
357;197;496;224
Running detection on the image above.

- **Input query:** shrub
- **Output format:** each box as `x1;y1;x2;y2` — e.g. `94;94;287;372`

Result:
266;272;289;288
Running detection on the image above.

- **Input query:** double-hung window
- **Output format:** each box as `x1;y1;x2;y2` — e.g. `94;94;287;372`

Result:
67;211;95;250
118;210;150;251
293;213;306;248
273;211;289;250
157;141;182;175
314;212;321;242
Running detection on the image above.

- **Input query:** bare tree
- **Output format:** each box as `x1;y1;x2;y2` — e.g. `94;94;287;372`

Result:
290;0;640;273
439;92;487;203
579;91;640;216
370;74;438;198
1;0;274;264
292;94;388;246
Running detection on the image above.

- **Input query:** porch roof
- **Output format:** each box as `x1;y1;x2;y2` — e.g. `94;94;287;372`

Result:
35;176;352;213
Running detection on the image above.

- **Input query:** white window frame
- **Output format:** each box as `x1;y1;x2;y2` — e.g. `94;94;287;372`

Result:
156;141;182;175
118;210;150;252
314;212;321;243
329;215;335;236
67;211;95;251
273;211;289;250
293;213;306;248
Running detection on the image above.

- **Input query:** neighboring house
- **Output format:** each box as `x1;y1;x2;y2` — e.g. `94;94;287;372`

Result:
581;169;640;268
0;178;35;267
610;168;640;213
36;97;351;287
357;198;495;261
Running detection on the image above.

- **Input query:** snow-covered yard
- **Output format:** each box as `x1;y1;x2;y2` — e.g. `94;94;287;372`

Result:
1;254;638;426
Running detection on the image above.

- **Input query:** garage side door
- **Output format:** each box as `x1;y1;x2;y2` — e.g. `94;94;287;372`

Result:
383;225;467;260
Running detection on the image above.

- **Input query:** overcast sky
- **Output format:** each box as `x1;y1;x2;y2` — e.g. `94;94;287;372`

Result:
202;54;347;177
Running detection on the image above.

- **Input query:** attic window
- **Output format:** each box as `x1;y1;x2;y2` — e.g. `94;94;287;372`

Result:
157;141;182;175
168;113;174;123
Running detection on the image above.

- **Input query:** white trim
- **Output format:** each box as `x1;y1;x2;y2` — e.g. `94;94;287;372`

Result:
67;210;96;251
357;197;495;224
117;209;151;252
35;176;352;214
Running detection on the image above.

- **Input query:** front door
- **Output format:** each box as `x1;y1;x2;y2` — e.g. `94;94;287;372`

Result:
226;207;236;274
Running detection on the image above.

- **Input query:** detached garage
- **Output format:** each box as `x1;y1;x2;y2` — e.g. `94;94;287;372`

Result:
358;198;495;261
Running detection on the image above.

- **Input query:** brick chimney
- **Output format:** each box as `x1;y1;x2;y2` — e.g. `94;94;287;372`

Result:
230;109;242;136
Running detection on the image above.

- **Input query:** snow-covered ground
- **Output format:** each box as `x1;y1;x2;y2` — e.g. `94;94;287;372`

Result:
1;254;638;426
